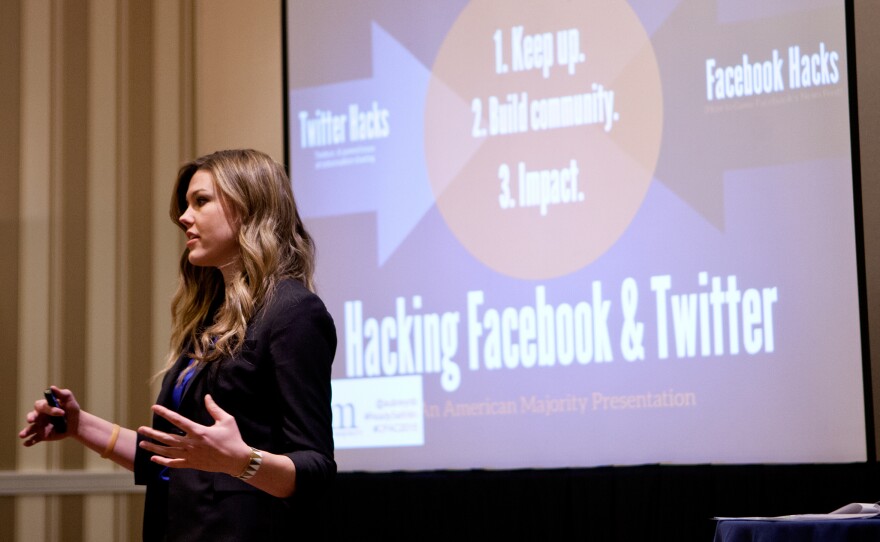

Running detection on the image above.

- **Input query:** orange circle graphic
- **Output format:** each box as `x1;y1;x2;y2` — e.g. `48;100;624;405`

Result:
425;0;662;279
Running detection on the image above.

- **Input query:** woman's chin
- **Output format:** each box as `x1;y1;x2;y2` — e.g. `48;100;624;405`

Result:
187;253;211;267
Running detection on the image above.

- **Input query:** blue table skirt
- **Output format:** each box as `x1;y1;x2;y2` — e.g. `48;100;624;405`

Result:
714;517;880;542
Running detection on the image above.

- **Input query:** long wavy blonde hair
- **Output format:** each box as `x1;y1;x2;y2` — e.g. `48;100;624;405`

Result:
163;149;316;373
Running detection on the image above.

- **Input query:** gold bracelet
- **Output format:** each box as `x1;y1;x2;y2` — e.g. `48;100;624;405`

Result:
236;447;263;480
101;424;120;458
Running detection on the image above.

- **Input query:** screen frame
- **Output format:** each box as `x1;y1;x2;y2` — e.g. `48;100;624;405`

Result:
280;0;877;469
844;0;875;462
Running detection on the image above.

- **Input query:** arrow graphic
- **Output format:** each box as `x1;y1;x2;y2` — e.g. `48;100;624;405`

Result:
651;0;849;229
290;22;435;266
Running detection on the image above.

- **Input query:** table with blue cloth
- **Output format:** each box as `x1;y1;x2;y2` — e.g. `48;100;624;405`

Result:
714;517;880;542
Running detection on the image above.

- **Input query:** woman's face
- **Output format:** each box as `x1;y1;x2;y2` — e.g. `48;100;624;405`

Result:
179;170;240;273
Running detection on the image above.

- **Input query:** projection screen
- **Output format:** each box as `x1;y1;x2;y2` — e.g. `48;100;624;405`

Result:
284;0;868;471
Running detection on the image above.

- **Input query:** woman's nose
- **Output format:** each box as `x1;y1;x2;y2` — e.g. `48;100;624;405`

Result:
179;208;194;226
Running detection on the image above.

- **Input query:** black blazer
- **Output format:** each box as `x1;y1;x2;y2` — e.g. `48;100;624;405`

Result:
135;279;337;541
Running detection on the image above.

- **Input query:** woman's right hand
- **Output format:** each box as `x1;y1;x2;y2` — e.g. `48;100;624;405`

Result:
19;386;81;446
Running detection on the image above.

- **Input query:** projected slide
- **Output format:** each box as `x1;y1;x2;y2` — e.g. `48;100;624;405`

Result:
286;0;866;471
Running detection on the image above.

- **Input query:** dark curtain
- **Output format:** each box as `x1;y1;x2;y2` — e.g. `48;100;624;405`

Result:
328;463;880;541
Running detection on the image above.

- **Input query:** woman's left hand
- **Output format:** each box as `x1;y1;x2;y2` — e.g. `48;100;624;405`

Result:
137;394;251;477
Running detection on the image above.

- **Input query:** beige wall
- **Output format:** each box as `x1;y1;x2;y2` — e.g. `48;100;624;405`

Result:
193;0;284;159
0;1;877;540
1;1;282;541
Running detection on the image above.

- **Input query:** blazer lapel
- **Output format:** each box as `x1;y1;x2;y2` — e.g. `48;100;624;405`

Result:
156;353;190;408
177;360;208;411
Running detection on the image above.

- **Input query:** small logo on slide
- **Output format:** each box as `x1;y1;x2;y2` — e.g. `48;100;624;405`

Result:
332;375;425;449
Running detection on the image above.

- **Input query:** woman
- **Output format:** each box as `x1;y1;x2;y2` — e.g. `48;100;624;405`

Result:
19;149;336;540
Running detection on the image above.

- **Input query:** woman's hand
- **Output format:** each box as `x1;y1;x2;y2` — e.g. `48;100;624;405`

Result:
18;386;81;446
137;394;251;477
